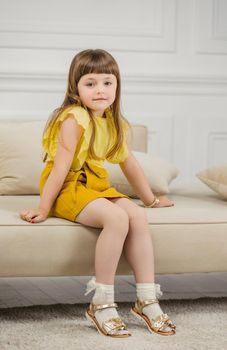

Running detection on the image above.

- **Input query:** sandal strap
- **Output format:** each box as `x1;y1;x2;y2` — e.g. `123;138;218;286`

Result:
87;303;130;336
152;314;170;332
102;317;127;335
165;318;176;330
135;298;159;314
90;302;118;313
152;314;176;332
134;299;176;332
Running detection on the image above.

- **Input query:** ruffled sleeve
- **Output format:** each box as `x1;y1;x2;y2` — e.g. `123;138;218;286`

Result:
59;105;90;130
42;105;91;165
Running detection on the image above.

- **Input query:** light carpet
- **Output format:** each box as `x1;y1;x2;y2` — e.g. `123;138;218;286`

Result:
0;298;227;350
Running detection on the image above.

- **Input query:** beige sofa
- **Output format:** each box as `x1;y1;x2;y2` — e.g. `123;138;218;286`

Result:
0;122;227;277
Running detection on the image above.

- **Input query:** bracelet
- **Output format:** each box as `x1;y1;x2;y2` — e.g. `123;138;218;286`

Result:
144;196;160;208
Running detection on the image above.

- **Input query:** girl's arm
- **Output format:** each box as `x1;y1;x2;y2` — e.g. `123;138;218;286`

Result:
20;114;83;223
119;148;174;208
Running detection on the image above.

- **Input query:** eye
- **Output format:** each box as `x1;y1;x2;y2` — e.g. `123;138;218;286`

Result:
105;81;112;86
86;82;94;87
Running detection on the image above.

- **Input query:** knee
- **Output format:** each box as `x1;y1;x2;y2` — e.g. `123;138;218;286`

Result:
104;207;129;234
128;206;147;223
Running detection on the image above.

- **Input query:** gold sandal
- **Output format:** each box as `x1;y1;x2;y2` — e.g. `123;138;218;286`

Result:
85;302;131;338
131;299;176;336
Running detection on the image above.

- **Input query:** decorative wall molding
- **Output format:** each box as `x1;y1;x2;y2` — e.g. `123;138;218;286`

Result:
188;116;227;175
0;20;163;38
1;0;227;185
123;74;227;95
1;72;227;95
126;112;175;161
0;0;177;52
0;111;48;121
213;0;227;39
194;0;227;54
208;131;227;167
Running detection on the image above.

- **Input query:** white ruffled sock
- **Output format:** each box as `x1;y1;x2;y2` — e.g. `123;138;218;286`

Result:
136;282;172;331
85;277;130;335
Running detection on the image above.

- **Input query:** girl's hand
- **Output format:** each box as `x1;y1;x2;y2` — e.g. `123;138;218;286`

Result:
155;195;174;208
20;208;48;224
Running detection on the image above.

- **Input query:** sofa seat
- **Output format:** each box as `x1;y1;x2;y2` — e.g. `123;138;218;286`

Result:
0;182;226;277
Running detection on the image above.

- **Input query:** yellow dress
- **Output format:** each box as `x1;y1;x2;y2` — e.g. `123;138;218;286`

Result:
39;105;131;222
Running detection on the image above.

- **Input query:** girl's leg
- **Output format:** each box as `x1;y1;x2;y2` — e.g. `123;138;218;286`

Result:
76;197;129;284
109;198;154;283
109;198;176;335
75;198;131;337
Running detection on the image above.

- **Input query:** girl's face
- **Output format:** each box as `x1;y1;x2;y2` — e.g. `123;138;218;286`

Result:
77;73;117;117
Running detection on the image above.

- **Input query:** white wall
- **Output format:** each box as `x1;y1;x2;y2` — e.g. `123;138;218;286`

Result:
1;0;227;184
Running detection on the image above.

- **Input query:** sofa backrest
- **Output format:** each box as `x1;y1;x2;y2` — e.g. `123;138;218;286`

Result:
129;125;148;153
0;120;148;195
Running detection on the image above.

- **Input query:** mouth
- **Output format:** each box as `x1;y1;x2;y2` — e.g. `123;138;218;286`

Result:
93;98;107;101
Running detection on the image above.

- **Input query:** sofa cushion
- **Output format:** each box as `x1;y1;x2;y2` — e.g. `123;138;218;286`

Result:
196;164;227;200
0;120;148;195
0;184;226;276
105;151;179;196
0;119;178;196
0;120;45;195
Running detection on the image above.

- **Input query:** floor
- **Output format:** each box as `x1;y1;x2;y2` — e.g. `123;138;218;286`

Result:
0;272;227;308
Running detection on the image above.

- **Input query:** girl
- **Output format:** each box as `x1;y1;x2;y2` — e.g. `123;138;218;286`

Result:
20;49;176;338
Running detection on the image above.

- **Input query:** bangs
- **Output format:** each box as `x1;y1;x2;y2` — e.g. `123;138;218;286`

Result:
79;51;118;77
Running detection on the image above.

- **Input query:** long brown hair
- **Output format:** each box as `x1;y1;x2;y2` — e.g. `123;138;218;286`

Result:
43;49;131;162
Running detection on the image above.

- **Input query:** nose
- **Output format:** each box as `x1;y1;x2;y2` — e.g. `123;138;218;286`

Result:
96;83;105;94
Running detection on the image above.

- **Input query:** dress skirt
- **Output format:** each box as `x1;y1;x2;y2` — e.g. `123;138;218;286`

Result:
39;161;130;222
